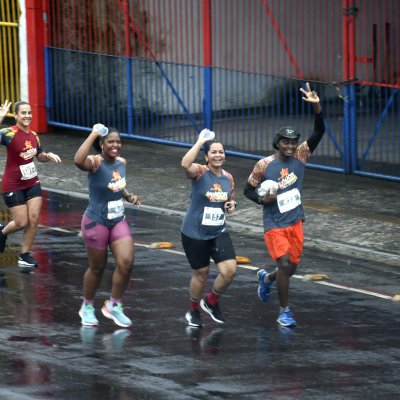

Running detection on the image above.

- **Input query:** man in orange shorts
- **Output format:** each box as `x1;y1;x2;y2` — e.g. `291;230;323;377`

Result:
243;83;325;327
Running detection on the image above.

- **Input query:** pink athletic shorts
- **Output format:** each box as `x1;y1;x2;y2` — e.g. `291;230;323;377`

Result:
81;215;132;250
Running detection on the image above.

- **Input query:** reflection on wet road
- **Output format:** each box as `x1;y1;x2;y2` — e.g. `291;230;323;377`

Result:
0;191;399;400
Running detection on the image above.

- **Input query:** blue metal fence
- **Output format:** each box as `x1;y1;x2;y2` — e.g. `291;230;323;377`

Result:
46;48;348;170
46;47;400;181
352;86;400;180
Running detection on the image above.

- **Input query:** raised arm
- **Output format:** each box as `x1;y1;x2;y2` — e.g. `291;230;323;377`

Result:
74;125;103;171
181;129;214;178
300;83;325;152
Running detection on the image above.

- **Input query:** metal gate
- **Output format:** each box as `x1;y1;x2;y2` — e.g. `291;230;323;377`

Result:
44;0;400;181
0;0;20;116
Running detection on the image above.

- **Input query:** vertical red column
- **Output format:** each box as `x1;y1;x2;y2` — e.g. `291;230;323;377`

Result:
202;0;212;67
201;0;213;129
25;0;47;133
342;0;356;80
342;0;349;80
348;5;356;79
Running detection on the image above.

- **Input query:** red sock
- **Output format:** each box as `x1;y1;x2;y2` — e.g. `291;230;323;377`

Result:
207;290;220;306
189;299;200;311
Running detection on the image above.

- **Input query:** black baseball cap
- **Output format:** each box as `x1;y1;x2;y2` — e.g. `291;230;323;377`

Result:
273;126;301;149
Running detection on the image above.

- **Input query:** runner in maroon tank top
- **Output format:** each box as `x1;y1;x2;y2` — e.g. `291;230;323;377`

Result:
0;100;62;270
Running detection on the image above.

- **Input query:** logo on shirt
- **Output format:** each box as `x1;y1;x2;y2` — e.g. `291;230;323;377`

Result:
19;140;37;160
278;167;297;189
205;183;228;202
107;171;126;192
279;168;289;180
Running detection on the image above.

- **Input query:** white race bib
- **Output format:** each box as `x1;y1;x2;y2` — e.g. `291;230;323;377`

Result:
277;188;301;213
20;162;37;180
107;199;124;220
201;206;225;226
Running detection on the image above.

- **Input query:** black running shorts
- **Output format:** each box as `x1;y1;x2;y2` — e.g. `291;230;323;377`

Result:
181;231;236;270
2;183;42;208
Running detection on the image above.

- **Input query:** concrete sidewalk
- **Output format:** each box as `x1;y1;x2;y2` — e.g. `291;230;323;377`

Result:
0;127;399;266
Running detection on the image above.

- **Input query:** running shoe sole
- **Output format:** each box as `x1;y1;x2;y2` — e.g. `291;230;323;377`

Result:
276;317;296;327
18;259;38;268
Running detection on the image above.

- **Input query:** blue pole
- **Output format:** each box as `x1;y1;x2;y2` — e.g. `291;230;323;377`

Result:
126;57;134;135
349;84;357;173
342;85;351;174
44;46;52;121
203;66;213;129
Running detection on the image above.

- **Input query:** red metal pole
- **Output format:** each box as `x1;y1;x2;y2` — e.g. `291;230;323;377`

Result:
343;0;350;80
25;0;47;133
348;6;356;79
202;0;212;66
123;0;131;57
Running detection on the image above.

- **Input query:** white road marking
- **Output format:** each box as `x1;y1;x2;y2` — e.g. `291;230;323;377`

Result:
135;243;395;301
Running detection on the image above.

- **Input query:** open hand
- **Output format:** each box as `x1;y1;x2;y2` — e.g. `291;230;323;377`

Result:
300;82;320;103
0;100;11;119
47;152;62;163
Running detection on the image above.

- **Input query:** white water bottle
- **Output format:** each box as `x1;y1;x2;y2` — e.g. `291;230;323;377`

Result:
93;123;108;137
199;128;215;141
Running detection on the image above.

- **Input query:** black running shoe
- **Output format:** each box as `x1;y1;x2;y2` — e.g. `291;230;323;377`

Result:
0;225;7;253
200;299;225;324
18;252;39;268
185;309;203;327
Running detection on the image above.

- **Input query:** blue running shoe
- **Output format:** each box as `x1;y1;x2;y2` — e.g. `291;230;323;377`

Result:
277;309;296;327
257;269;272;302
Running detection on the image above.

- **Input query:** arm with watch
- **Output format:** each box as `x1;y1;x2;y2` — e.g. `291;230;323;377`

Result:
122;188;141;206
37;151;62;163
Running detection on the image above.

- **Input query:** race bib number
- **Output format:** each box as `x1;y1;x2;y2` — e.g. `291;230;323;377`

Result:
277;188;301;213
20;162;37;180
107;199;124;220
202;206;225;226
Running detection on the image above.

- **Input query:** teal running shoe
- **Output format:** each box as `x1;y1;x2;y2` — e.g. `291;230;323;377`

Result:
101;300;132;328
79;304;99;327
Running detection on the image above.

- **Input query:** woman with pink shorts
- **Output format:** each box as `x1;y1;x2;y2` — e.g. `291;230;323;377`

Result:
74;125;140;328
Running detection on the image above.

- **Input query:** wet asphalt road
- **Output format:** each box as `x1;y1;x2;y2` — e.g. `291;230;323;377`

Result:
0;191;400;400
